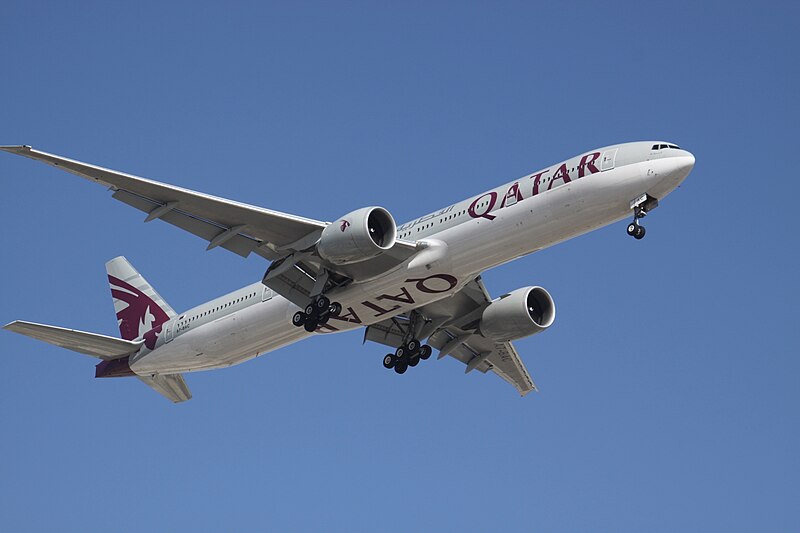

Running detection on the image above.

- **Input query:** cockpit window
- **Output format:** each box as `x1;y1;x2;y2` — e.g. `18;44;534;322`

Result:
652;144;682;150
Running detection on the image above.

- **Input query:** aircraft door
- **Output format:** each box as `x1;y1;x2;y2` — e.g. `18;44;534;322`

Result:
262;287;273;302
165;320;174;343
600;148;618;171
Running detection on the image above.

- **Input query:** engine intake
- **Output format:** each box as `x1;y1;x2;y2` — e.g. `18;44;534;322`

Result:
480;286;556;342
317;207;397;265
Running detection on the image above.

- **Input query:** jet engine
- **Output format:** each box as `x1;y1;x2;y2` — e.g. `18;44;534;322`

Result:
317;207;397;265
479;287;556;342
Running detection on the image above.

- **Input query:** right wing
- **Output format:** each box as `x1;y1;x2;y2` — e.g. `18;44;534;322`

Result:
1;145;422;308
364;277;538;396
0;145;325;261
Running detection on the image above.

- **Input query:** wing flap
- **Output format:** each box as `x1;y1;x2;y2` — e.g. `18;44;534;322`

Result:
363;317;406;348
427;329;537;396
0;145;325;258
4;321;143;360
112;189;261;258
262;260;318;309
488;341;537;395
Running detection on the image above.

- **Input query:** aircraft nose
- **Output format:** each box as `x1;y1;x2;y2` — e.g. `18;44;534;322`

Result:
657;150;695;195
680;151;696;173
647;149;696;198
669;150;695;181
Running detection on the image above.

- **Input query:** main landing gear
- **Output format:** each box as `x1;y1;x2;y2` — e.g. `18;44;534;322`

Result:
292;295;342;332
382;339;433;374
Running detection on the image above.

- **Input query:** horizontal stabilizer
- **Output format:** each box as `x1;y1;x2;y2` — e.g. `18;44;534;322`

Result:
138;373;192;403
4;321;143;360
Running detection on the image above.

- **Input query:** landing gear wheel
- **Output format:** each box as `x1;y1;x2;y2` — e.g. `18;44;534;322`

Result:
408;354;420;367
383;354;395;369
419;345;432;360
395;346;405;358
316;296;330;311
304;303;315;316
394;361;408;374
329;302;342;316
406;339;419;353
317;313;330;325
628;199;654;240
303;320;318;332
292;311;306;327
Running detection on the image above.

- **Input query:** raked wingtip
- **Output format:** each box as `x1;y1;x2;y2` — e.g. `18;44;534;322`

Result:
0;145;32;154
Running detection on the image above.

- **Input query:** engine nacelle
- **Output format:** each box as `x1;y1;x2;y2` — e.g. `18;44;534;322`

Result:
480;287;556;342
317;207;397;265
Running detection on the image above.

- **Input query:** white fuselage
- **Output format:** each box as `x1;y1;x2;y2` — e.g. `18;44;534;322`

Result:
129;141;695;376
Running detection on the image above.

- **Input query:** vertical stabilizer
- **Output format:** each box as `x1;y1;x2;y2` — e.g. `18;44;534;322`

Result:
106;257;176;349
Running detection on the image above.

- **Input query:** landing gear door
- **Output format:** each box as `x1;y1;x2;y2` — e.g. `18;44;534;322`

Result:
600;148;618;171
262;286;273;302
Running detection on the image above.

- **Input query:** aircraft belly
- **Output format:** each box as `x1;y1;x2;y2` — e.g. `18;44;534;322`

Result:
131;297;307;374
131;162;660;376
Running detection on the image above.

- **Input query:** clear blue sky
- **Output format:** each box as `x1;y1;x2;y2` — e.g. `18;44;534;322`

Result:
1;2;797;531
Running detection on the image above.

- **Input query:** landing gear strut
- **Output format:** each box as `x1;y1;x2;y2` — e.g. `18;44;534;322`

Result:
292;295;342;332
627;194;658;240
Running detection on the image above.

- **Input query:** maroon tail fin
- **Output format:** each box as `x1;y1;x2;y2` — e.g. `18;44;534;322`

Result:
106;256;176;349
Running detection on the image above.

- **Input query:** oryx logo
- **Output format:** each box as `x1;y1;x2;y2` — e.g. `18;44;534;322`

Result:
340;220;351;232
108;275;169;350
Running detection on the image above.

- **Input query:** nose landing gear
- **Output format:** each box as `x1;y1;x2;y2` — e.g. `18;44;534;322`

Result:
627;220;646;240
292;295;343;332
627;194;658;240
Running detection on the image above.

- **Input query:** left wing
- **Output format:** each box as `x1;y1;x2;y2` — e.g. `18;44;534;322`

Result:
365;277;538;396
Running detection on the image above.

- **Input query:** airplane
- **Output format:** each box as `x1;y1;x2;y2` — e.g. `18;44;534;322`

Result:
1;142;694;402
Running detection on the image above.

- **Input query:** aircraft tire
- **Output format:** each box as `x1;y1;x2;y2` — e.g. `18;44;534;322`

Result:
316;296;330;310
419;345;432;360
